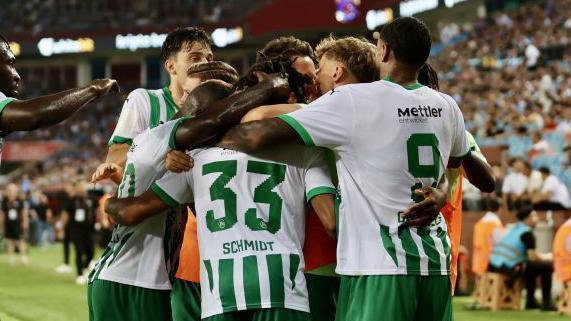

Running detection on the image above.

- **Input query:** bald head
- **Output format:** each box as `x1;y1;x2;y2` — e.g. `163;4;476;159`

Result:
180;79;234;116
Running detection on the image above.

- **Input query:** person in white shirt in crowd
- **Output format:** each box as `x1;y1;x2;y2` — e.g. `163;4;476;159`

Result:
533;167;570;210
502;158;529;209
525;39;541;70
529;131;553;159
522;160;543;199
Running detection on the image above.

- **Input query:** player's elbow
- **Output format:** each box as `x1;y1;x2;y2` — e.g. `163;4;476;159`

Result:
480;176;496;193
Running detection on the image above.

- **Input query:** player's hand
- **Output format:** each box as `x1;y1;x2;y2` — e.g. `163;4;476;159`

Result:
255;72;291;99
166;150;193;173
91;162;122;183
90;79;119;96
401;186;446;227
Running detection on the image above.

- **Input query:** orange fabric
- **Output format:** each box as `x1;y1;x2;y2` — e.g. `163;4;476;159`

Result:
471;217;503;275
441;177;462;295
554;221;571;283
303;208;336;271
175;209;200;282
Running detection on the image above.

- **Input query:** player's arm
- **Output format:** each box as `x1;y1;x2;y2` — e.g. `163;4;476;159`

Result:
309;194;336;238
104;146;129;183
0;79;118;133
220;90;353;152
241;104;302;123
105;190;169;226
402;184;448;227
462;153;495;193
172;74;291;150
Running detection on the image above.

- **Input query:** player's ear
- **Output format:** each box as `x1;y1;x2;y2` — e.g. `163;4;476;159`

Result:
380;43;391;63
333;63;344;82
164;57;176;76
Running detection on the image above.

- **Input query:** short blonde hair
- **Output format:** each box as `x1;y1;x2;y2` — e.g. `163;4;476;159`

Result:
315;35;380;83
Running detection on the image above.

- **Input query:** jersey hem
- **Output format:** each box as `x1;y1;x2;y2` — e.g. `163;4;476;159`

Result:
151;183;180;208
335;268;450;276
277;114;315;147
202;302;310;319
96;274;172;290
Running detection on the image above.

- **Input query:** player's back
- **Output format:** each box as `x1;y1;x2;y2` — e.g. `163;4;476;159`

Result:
318;80;468;275
186;145;333;318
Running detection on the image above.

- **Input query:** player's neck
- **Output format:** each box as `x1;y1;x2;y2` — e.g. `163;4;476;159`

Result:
384;66;419;87
168;82;184;106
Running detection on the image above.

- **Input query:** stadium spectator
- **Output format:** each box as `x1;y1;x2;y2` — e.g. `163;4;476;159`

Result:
1;183;29;264
502;158;528;209
532;167;570;210
472;198;505;276
55;183;76;274
489;207;556;311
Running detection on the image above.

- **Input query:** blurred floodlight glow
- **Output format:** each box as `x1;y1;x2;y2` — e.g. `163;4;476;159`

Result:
211;27;244;48
445;0;469;8
399;0;438;16
9;42;20;56
38;37;94;57
335;0;360;23
366;8;393;30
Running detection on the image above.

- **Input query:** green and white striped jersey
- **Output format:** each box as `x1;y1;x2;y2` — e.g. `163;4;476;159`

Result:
0;91;17;166
278;80;470;276
152;145;336;318
108;87;179;146
90;118;187;289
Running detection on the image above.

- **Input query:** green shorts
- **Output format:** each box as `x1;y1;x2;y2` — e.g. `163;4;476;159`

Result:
203;308;309;321
88;279;172;321
171;278;201;321
336;275;452;321
305;273;339;321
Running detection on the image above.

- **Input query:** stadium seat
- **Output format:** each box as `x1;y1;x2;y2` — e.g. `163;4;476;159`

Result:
559;280;571;316
482;272;523;311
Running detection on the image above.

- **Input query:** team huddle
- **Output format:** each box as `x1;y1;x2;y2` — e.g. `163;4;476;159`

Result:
83;17;476;321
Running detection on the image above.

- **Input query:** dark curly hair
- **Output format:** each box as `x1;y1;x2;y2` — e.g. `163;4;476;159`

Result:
234;37;315;103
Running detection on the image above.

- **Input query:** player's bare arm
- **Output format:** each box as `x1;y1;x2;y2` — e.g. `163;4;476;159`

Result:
165;150;193;173
309;193;336;238
219;118;299;153
173;74;291;150
241;104;301;123
104;144;130;183
0;79;118;133
104;190;169;226
462;154;496;193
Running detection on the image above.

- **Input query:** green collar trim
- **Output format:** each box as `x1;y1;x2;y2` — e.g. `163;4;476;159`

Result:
162;86;179;111
384;76;423;90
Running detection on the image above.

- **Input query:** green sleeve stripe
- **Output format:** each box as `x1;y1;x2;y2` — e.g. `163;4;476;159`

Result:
277;114;315;147
0;98;16;115
108;136;133;147
150;183;179;208
148;91;161;128
454;149;472;160
169;116;192;150
307;186;337;202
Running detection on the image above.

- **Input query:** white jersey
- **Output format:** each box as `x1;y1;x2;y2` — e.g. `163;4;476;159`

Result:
278;79;470;276
0;91;16;166
109;87;179;146
90;118;188;289
152;146;336;318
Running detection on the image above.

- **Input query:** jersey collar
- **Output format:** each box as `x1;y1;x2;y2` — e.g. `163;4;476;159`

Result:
162;86;179;111
383;76;423;90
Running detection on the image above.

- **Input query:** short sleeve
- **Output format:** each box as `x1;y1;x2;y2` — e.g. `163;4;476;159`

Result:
520;231;536;250
108;89;150;146
0;91;17;133
442;94;470;159
277;89;354;149
151;171;194;208
466;131;488;163
303;148;337;201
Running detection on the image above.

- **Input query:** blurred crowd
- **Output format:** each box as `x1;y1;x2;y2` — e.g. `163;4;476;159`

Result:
433;0;571;210
4;0;571;218
0;0;270;36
